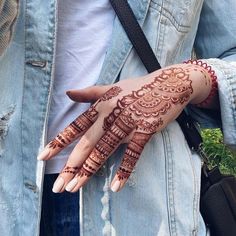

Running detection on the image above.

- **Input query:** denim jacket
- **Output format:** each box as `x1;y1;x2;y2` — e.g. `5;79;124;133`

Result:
0;0;236;235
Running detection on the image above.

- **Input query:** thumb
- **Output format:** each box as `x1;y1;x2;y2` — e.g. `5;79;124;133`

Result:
66;85;112;103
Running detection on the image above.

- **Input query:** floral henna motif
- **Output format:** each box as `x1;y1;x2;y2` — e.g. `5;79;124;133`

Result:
129;93;171;118
154;67;192;93
103;67;192;131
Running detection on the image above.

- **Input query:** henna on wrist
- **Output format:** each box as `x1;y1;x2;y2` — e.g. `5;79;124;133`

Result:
184;60;218;107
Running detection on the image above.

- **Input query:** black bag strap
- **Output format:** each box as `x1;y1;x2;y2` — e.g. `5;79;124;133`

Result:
109;0;161;72
110;0;203;152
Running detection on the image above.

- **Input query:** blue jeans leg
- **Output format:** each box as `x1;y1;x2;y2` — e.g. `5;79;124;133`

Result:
40;174;80;236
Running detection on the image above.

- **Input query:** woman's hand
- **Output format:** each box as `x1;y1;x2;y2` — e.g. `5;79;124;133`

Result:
37;63;213;193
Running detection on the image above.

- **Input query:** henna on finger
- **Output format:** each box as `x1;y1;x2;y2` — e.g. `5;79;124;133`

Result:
99;86;122;101
38;86;123;161
50;87;125;192
61;165;80;175
48;86;123;150
76;113;136;178
51;165;80;193
116;132;152;181
64;111;137;192
39;107;99;161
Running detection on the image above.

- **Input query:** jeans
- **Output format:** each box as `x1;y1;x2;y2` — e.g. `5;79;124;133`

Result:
40;174;80;236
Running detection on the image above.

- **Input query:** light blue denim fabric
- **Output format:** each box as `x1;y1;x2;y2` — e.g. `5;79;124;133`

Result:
0;0;236;235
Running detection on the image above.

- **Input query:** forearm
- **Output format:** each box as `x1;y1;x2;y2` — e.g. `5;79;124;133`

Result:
0;0;19;56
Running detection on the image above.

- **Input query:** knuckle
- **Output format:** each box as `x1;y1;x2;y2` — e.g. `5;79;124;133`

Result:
106;99;117;110
77;136;91;151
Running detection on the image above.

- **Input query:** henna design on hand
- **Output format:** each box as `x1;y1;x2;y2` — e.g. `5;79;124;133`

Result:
50;67;199;192
135;118;163;133
67;67;193;186
70;106;98;133
102;67;193;182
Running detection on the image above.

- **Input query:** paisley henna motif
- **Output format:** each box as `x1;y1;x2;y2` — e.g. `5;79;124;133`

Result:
103;68;192;132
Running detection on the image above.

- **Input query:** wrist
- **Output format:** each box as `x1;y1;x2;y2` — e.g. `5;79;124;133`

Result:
183;60;218;107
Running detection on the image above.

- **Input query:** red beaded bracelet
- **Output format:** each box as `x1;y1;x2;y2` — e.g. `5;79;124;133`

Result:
184;59;218;107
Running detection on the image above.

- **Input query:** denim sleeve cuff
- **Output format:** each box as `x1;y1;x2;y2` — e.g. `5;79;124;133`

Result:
203;58;236;150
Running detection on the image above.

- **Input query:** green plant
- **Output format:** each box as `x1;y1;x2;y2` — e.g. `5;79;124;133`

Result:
201;129;236;175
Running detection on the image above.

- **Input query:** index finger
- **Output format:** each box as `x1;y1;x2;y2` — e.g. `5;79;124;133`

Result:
37;106;99;161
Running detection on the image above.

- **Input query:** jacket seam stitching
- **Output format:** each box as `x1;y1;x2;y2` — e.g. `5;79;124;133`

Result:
150;1;190;32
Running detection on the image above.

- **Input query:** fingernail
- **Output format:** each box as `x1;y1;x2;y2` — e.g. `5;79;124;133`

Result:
37;148;50;160
52;177;64;193
111;180;121;192
65;178;78;192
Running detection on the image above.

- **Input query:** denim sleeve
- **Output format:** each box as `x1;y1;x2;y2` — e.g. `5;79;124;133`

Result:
192;0;236;149
0;0;19;56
